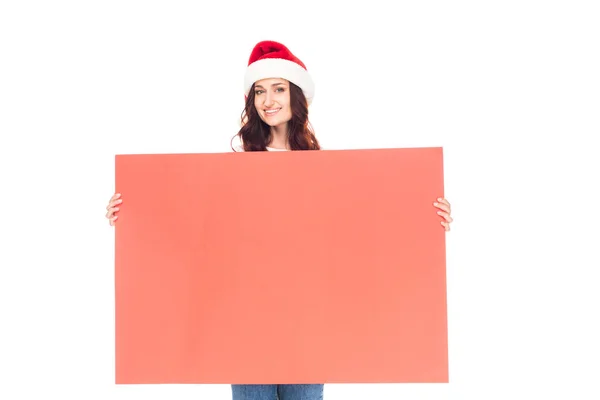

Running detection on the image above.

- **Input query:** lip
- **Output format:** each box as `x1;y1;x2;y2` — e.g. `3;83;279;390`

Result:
264;108;281;117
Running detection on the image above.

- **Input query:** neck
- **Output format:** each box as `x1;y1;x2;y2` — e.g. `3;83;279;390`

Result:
268;124;289;149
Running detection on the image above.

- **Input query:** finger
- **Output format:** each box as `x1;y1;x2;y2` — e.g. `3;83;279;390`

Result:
436;211;453;222
436;197;451;211
107;193;121;206
105;207;120;219
109;216;118;226
434;202;451;213
106;198;123;210
441;221;450;231
436;197;450;206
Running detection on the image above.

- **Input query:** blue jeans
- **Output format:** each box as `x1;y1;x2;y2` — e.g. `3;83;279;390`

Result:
231;384;324;400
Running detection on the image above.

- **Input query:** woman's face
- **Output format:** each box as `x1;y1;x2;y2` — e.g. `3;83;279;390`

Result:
253;78;292;128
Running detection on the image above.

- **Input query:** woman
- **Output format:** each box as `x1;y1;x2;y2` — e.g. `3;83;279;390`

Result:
105;40;453;400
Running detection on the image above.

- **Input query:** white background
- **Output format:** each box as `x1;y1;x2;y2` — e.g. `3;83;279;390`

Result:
1;0;599;399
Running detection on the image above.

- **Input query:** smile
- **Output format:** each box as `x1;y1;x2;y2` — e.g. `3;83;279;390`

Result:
264;108;281;116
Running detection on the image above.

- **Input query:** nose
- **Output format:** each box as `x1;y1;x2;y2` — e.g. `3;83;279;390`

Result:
263;91;275;107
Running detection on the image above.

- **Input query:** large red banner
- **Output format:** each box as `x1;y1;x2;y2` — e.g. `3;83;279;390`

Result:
115;147;447;384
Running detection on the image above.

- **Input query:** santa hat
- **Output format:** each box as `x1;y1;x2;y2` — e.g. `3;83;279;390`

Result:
244;40;315;105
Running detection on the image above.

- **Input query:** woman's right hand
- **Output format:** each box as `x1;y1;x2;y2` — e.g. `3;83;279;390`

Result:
105;193;122;226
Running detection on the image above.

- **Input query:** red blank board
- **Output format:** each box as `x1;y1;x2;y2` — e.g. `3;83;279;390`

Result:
115;147;447;384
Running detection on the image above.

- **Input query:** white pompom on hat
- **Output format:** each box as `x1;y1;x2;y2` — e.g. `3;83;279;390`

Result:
244;40;315;105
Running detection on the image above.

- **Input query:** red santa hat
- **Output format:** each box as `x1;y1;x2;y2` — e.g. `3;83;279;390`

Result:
244;40;315;105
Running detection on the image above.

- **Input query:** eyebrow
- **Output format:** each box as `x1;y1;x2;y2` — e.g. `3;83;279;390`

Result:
254;82;287;89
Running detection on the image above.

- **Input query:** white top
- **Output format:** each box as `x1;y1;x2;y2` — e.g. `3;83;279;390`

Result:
266;147;288;151
232;144;289;152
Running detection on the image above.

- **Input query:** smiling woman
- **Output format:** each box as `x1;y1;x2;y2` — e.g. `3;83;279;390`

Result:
232;40;320;152
104;39;454;400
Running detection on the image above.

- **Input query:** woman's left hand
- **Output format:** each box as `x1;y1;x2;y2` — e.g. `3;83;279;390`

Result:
434;198;453;231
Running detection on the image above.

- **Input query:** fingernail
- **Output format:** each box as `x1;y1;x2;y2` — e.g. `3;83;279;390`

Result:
116;193;121;197
115;207;119;211
117;199;122;203
437;211;442;214
433;202;438;206
437;197;443;201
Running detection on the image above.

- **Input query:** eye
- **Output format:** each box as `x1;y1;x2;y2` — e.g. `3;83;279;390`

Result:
255;90;264;95
276;87;285;93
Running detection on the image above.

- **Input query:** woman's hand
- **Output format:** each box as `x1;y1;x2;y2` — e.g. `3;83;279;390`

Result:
434;197;453;231
105;193;122;226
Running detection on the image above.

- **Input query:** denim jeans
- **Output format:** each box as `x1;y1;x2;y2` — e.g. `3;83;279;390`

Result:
231;384;324;400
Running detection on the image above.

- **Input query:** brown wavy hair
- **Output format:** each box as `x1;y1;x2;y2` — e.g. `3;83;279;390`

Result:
231;81;320;151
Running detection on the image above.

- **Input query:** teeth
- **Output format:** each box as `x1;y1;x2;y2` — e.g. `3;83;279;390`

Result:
265;109;280;114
